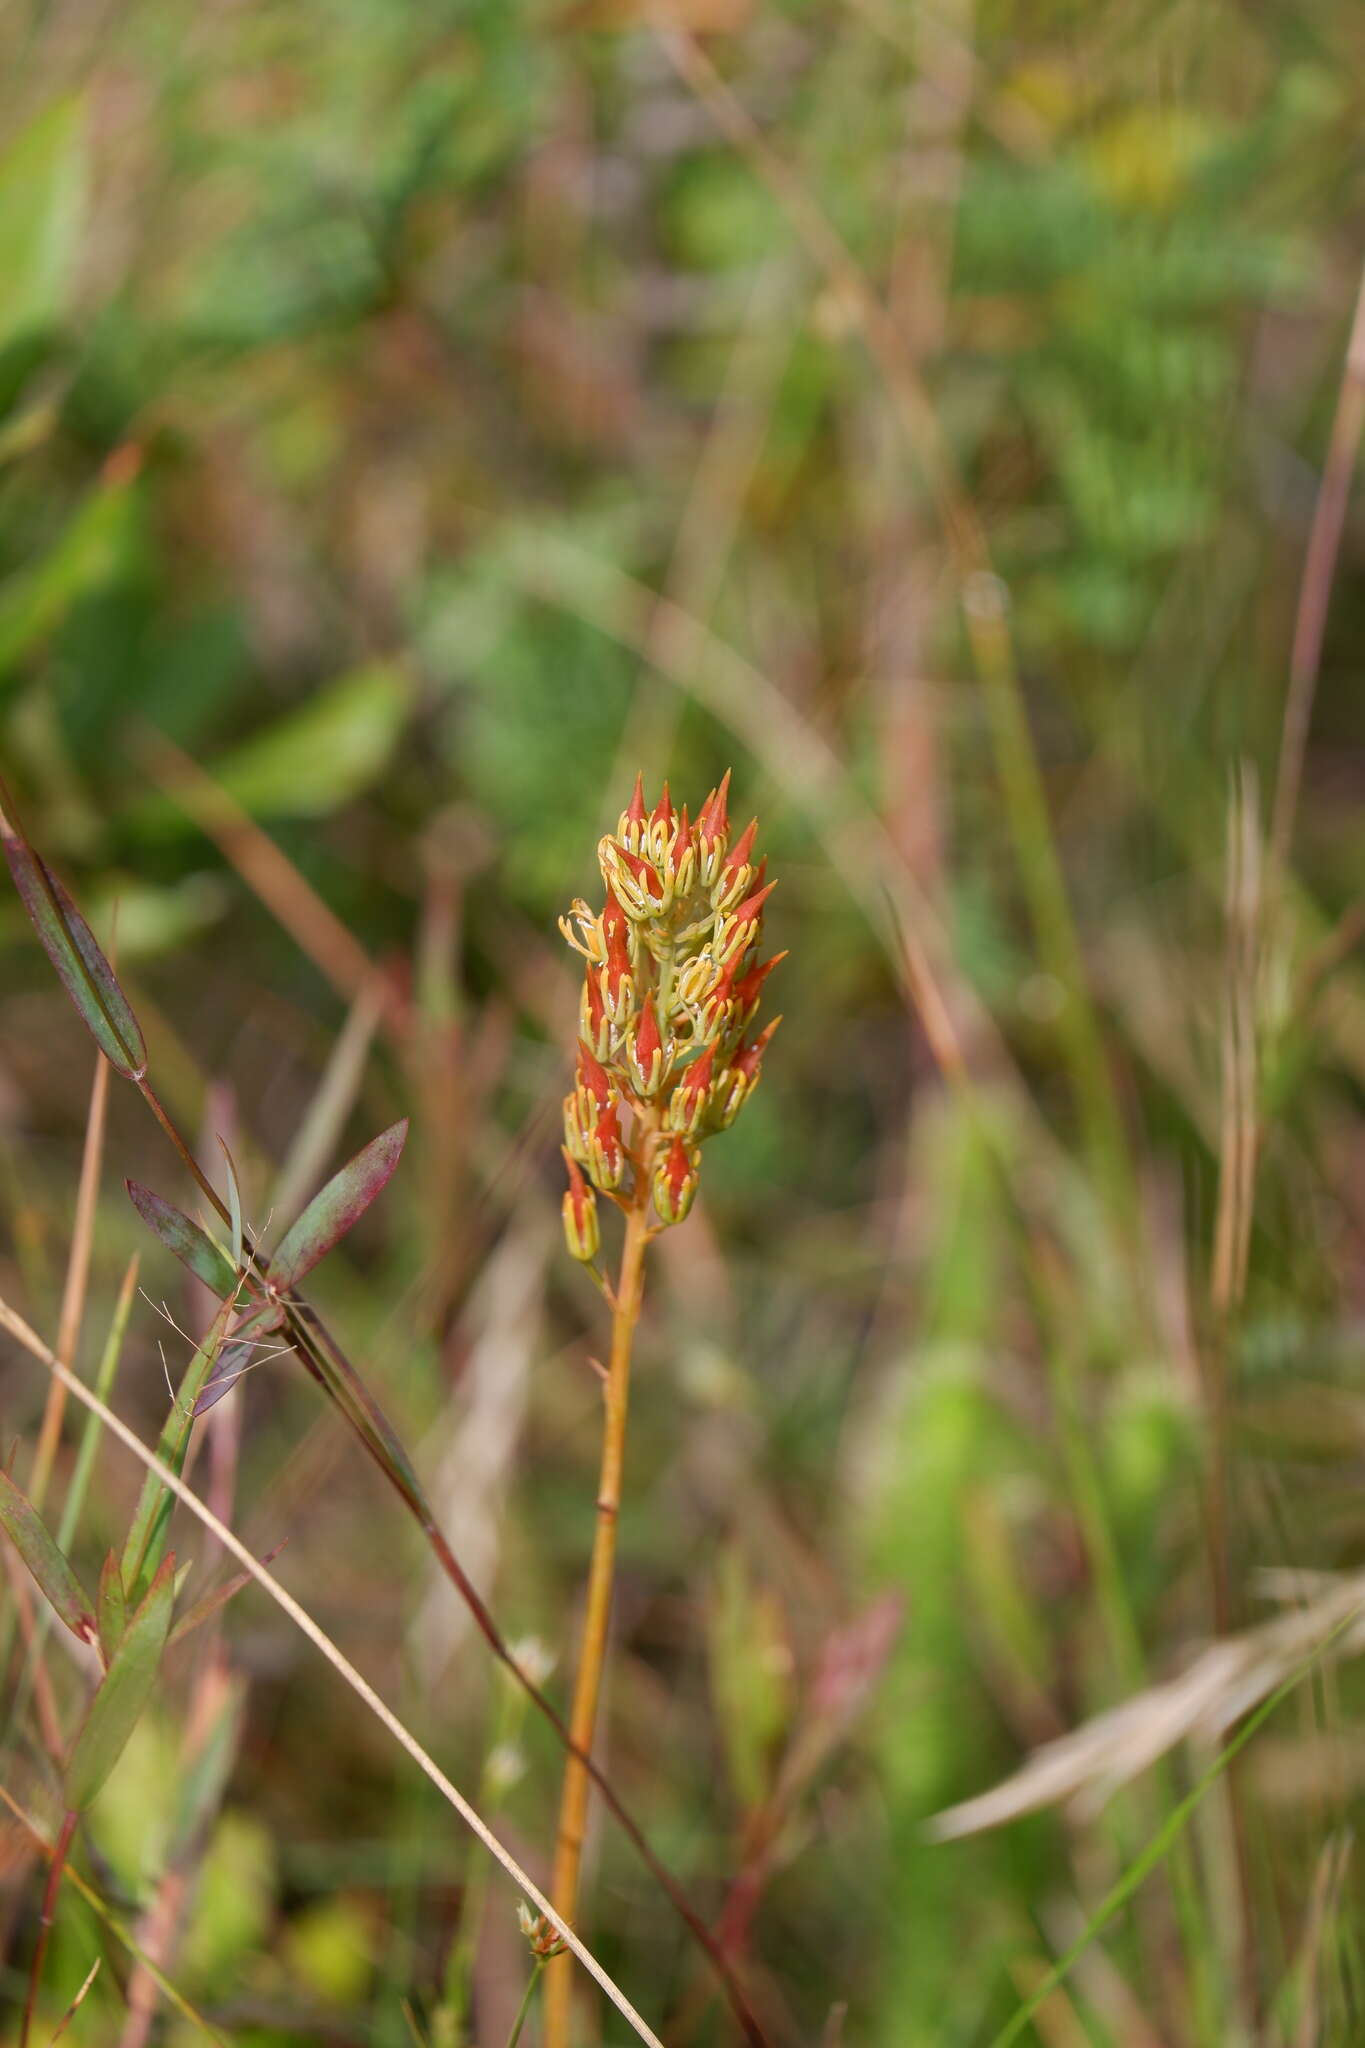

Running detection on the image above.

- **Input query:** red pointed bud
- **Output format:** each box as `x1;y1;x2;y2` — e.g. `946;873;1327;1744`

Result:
561;1149;601;1262
652;1133;699;1226
576;1038;612;1111
714;1017;780;1127
588;1101;626;1190
732;949;786;1023
579;965;612;1059
666;1043;716;1136
716;879;777;965
626;994;666;1097
618;771;649;852
601;895;635;1023
563;1092;592;1165
711;817;758;912
697;768;731;858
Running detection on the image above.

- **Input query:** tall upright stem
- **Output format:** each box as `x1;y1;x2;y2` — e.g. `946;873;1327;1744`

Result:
545;1121;656;2048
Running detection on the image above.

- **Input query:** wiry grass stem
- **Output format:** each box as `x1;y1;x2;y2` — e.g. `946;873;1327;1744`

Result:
545;1111;658;2048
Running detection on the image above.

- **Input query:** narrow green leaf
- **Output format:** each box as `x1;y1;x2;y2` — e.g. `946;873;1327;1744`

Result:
271;1119;408;1289
125;1181;239;1299
217;1137;244;1272
0;471;136;676
64;1553;175;1811
121;1297;234;1603
133;663;413;832
192;1304;284;1419
0;95;87;353
0;1467;94;1644
0;791;147;1079
96;1548;125;1666
168;1539;286;1648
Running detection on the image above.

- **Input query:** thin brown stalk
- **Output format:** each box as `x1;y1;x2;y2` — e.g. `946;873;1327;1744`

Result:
29;1050;109;1511
1271;259;1365;869
545;1115;658;2048
21;1806;77;2048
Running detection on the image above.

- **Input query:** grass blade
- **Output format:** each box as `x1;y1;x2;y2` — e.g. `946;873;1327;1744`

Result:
125;1181;239;1299
0;1467;94;1645
271;1118;408;1288
64;1552;176;1811
0;786;146;1080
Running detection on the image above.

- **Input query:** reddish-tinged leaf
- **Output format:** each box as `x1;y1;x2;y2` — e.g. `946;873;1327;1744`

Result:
167;1539;287;1646
0;1467;95;1645
64;1554;176;1810
126;1181;239;1299
192;1305;285;1419
270;1119;407;1288
96;1549;125;1666
0;790;146;1080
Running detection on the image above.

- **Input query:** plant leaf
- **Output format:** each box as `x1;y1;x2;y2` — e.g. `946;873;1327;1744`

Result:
0;1467;94;1644
271;1119;408;1289
121;1297;234;1603
192;1304;285;1419
96;1548;125;1666
0;793;147;1080
126;1181;239;1299
217;1137;244;1272
168;1540;287;1647
64;1553;176;1811
0;94;87;354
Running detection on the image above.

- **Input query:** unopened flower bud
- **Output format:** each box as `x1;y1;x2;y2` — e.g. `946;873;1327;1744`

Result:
676;951;720;1011
652;1133;699;1225
662;804;696;903
710;818;758;914
563;1090;592;1164
576;1038;614;1114
667;1043;716;1136
601;891;635;1024
562;1151;601;1261
617;771;649;854
715;1017;781;1126
695;769;732;886
716;879;777;967
601;839;663;922
579;966;612;1060
626;994;667;1097
646;782;675;865
589;1101;626;1190
732;950;786;1027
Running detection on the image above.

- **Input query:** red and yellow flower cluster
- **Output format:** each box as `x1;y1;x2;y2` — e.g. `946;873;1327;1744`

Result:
558;773;782;1261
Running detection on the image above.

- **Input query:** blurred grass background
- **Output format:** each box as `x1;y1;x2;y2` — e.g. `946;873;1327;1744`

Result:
2;0;1365;2041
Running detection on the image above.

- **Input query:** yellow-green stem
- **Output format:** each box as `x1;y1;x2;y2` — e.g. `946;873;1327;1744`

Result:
545;1118;657;2048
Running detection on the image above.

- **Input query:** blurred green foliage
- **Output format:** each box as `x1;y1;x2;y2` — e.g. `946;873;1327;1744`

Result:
3;0;1365;2042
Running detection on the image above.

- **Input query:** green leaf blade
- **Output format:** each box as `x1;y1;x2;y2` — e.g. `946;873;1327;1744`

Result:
0;1467;95;1644
271;1119;407;1289
125;1181;239;1299
65;1553;176;1811
0;796;147;1079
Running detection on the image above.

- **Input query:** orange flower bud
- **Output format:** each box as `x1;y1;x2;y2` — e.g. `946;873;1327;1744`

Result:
561;1150;601;1262
715;879;777;967
563;1090;592;1164
666;1042;716;1136
579;965;612;1060
695;768;732;884
626;994;667;1098
589;1101;627;1190
652;1133;699;1226
617;771;649;855
710;818;758;914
